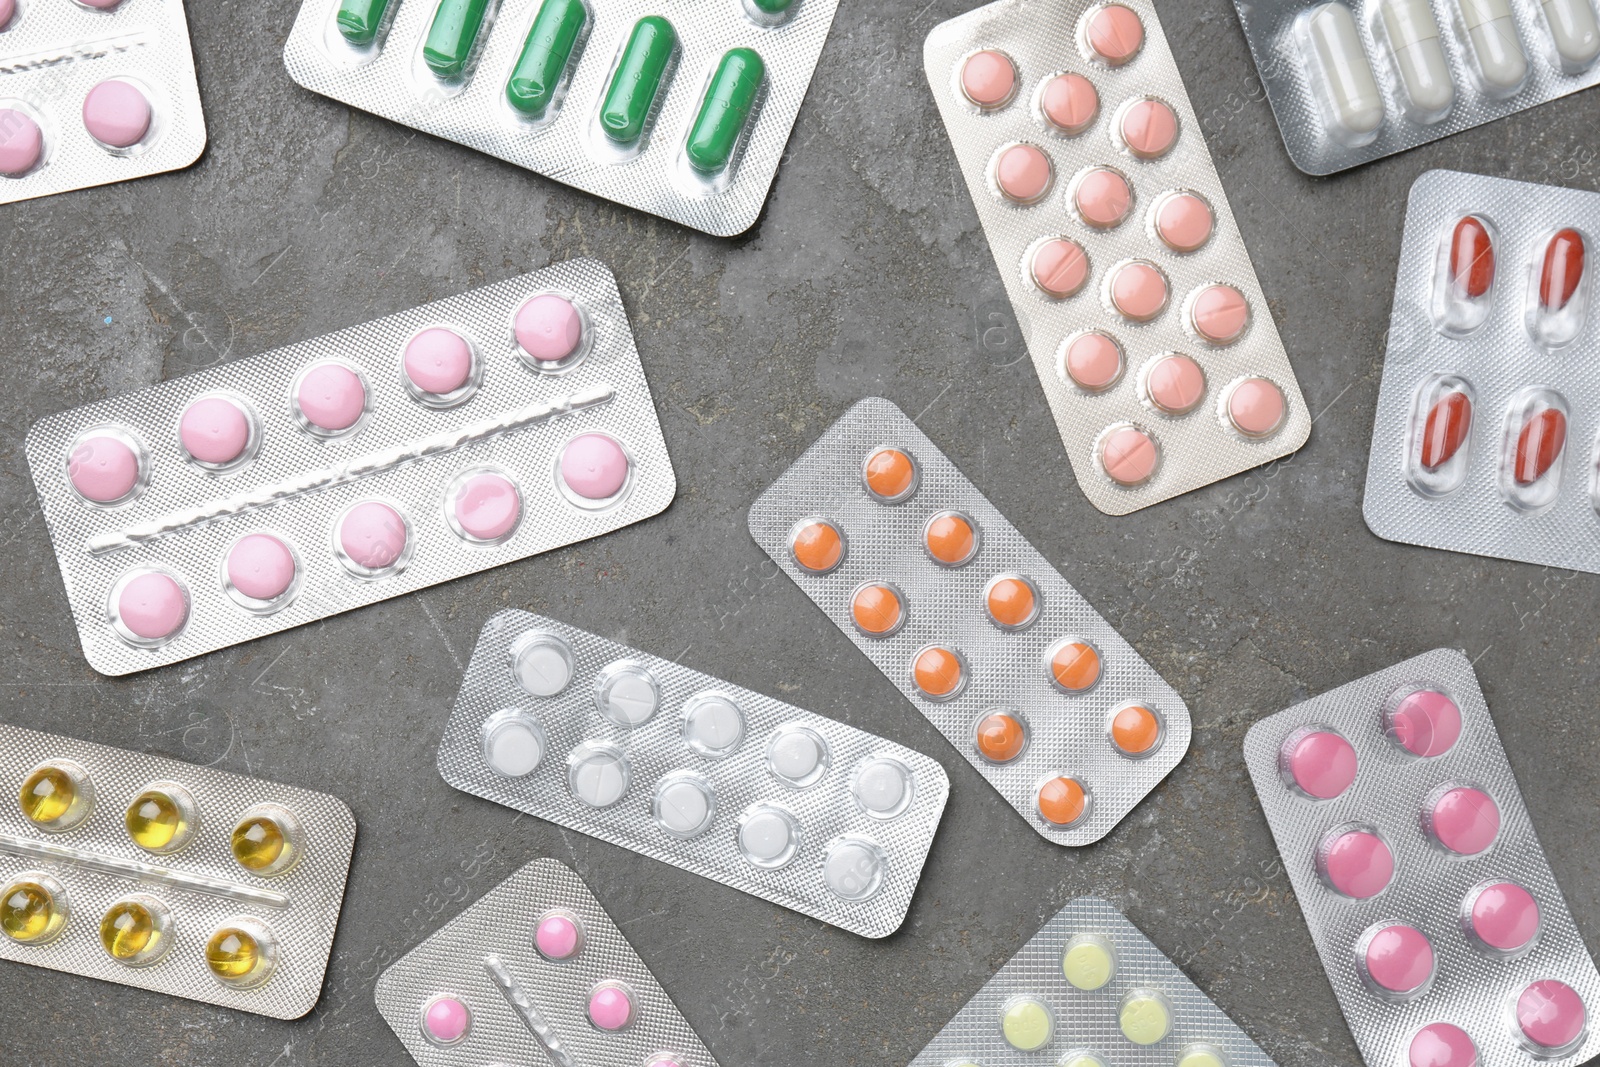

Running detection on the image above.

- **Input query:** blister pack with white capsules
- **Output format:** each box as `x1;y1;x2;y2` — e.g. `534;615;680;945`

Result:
0;722;354;1018
1363;170;1600;573
0;0;205;204
1233;0;1600;174
910;897;1279;1067
376;858;716;1067
26;258;674;675
923;0;1310;516
1244;648;1600;1067
282;0;838;237
747;398;1190;846
437;610;949;939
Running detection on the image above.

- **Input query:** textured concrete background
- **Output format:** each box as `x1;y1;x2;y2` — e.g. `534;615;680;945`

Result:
3;0;1599;1064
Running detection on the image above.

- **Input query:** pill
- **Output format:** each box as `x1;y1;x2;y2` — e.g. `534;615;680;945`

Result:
685;48;765;175
1513;407;1566;484
1516;980;1587;1051
1039;72;1099;135
1409;1023;1478;1067
505;0;589;120
1154;190;1214;253
864;447;917;502
1062;932;1114;988
791;518;845;573
1387;689;1462;756
18;761;93;831
1144;353;1206;415
1111;704;1162;756
1177;1049;1227;1067
991;142;1053;204
448;471;522;543
852;583;905;636
1281;728;1358;799
1049;639;1101;692
511;633;573;696
568;742;630;807
1001;997;1052;1051
116;571;189;642
1190;284;1250;345
180;396;252;467
1427;785;1500;854
768;727;826;784
1119;98;1178;159
1539;228;1585;311
295;362;367;434
683;694;745;756
1448;216;1496;299
337;501;409;573
535;911;583;959
975;710;1027;763
1038;777;1088;826
1108;261;1168;322
335;0;392;45
0;0;14;29
1061;331;1124;391
205;921;276;988
559;433;630;501
1541;0;1600;67
1073;166;1132;228
226;533;298;603
913;646;966;700
747;0;796;13
1362;923;1434;995
1453;0;1527;91
738;804;797;866
423;995;471;1044
823;838;885;900
403;327;474;398
231;804;302;877
69;433;141;504
99;895;170;965
515;292;585;364
0;108;43;176
482;711;544;776
924;512;979;566
1100;425;1159;485
588;983;634;1030
1226;378;1287;438
960;49;1017;109
1120;990;1171;1045
600;16;678;146
0;875;67;945
853;758;911;816
597;663;659;726
422;0;491;80
82;79;152;149
1420;392;1472;470
1319;829;1395;898
653;774;714;836
1304;3;1385;137
985;574;1039;628
1029;238;1089;299
1083;4;1145;65
125;784;194;853
1379;0;1454;116
79;0;126;10
1467;881;1540;953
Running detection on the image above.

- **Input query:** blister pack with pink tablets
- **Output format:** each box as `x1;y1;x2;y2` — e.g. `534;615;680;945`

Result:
437;610;950;938
1243;648;1600;1067
375;858;718;1067
747;398;1191;847
0;0;206;205
1364;170;1600;574
25;258;674;676
922;0;1310;516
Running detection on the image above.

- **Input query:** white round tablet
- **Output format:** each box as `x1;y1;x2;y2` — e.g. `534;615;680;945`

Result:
682;693;745;758
852;757;913;818
823;837;886;901
738;804;799;868
480;710;545;778
652;774;715;838
510;633;574;697
767;725;828;787
596;662;659;726
567;742;630;808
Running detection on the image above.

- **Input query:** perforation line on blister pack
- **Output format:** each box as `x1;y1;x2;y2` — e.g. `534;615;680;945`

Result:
0;833;290;909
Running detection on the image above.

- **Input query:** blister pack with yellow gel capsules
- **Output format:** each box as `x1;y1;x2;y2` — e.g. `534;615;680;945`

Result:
0;722;354;1018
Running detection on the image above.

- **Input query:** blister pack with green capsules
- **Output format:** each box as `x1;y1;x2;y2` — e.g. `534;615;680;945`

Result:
283;0;840;237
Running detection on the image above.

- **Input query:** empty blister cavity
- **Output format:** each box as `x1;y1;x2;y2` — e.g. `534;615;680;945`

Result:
1537;0;1600;71
504;0;590;122
1404;375;1476;497
1375;0;1455;122
1457;0;1529;93
681;47;766;185
1299;3;1385;144
594;15;678;156
1497;386;1568;510
1432;215;1498;336
1526;227;1588;349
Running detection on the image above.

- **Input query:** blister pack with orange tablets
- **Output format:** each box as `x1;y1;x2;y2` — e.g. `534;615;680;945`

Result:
922;0;1310;515
748;398;1190;845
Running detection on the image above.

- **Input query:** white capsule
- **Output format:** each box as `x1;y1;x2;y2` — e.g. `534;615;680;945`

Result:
1540;0;1600;70
1304;3;1385;142
1458;0;1529;92
1380;0;1455;120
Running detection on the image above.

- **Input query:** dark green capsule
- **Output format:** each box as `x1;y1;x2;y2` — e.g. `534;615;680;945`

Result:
423;0;492;80
684;48;765;175
506;0;589;119
598;15;677;146
335;0;392;46
748;0;796;12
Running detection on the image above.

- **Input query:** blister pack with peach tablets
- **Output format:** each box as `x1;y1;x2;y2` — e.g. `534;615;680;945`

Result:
747;398;1191;846
282;0;839;238
24;257;674;676
922;0;1310;516
0;0;206;205
1363;170;1600;573
0;722;354;1018
911;897;1280;1067
437;610;950;938
1244;648;1600;1067
376;858;718;1067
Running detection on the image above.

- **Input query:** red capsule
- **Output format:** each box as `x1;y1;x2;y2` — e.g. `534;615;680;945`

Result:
1448;217;1495;299
1539;229;1585;311
1421;391;1471;470
1513;408;1567;485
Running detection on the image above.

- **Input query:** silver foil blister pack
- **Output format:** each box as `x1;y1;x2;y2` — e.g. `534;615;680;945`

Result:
0;0;206;205
747;398;1191;846
375;858;718;1067
910;897;1279;1067
1233;0;1600;174
0;722;355;1018
923;0;1310;516
1363;170;1600;573
26;257;675;676
282;0;839;237
1243;648;1600;1067
438;610;950;939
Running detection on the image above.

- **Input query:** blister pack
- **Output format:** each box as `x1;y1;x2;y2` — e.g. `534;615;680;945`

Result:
0;0;206;205
1233;0;1600;174
922;0;1310;516
25;258;675;676
1243;648;1600;1067
910;897;1279;1067
747;398;1190;846
1363;170;1600;573
375;858;717;1067
0;722;355;1018
282;0;839;237
437;610;949;939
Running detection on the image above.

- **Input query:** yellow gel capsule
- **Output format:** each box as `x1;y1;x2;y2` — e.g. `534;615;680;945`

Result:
1062;933;1115;990
1001;996;1053;1051
1119;990;1172;1045
0;876;67;944
206;921;276;988
126;785;194;853
99;897;169;966
232;814;286;872
1177;1046;1228;1067
18;760;92;830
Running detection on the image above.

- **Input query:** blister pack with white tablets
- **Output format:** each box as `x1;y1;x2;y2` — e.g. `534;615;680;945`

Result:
923;0;1310;516
1244;648;1600;1067
0;722;354;1018
282;0;839;237
911;897;1280;1067
747;398;1190;846
25;258;674;676
1234;0;1600;173
0;0;206;205
1363;170;1600;573
376;858;717;1067
437;610;949;939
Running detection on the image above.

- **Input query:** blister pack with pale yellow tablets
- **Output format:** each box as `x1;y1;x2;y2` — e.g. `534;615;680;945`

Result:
0;722;354;1018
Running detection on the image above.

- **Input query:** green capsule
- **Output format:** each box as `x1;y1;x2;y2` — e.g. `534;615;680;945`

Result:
598;15;678;146
335;0;392;46
506;0;590;119
748;0;797;12
423;0;492;80
684;48;765;175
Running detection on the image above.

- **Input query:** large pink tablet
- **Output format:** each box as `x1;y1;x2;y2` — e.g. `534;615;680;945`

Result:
588;984;633;1031
82;79;152;149
1362;924;1433;995
0;109;40;176
1154;192;1214;253
1426;786;1499;855
1516;980;1586;1052
0;0;15;29
1100;425;1158;486
535;912;582;960
69;433;141;503
1190;284;1250;344
960;49;1017;109
992;143;1052;204
116;572;187;641
338;501;408;571
1039;73;1098;135
514;293;584;364
423;996;470;1044
1143;354;1205;416
1281;728;1357;799
1108;261;1167;322
450;471;521;542
179;396;252;466
78;0;127;9
403;327;474;397
559;434;630;501
226;534;297;603
1029;238;1088;298
1468;882;1540;953
1387;689;1461;756
1083;3;1145;65
1226;378;1286;438
1073;167;1131;229
295;362;367;433
1119;98;1177;159
1062;332;1123;392
1319;829;1394;898
1409;1024;1477;1067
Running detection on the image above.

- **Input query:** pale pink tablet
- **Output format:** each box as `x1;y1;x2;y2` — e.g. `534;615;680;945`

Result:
535;912;582;960
1227;378;1286;437
1030;238;1088;298
404;327;473;396
1469;882;1540;953
1062;332;1122;391
0;109;44;177
295;363;366;433
1409;1024;1477;1067
1190;284;1250;344
560;433;630;501
82;79;151;149
69;434;141;503
514;293;584;364
1427;786;1499;855
1100;425;1158;486
588;984;633;1031
0;0;15;29
960;49;1016;109
1039;73;1098;135
1119;98;1177;159
992;143;1052;204
423;996;470;1044
226;534;297;602
1154;192;1214;253
1281;729;1357;799
78;0;126;9
179;396;252;465
117;572;187;641
1516;980;1586;1051
1388;689;1461;757
451;471;521;542
1108;261;1167;322
1144;354;1205;415
1363;924;1433;994
1319;829;1394;899
1083;4;1145;65
338;501;408;571
1073;167;1131;228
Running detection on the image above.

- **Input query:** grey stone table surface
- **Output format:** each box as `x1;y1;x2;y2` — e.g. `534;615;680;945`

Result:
3;1;1598;1064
